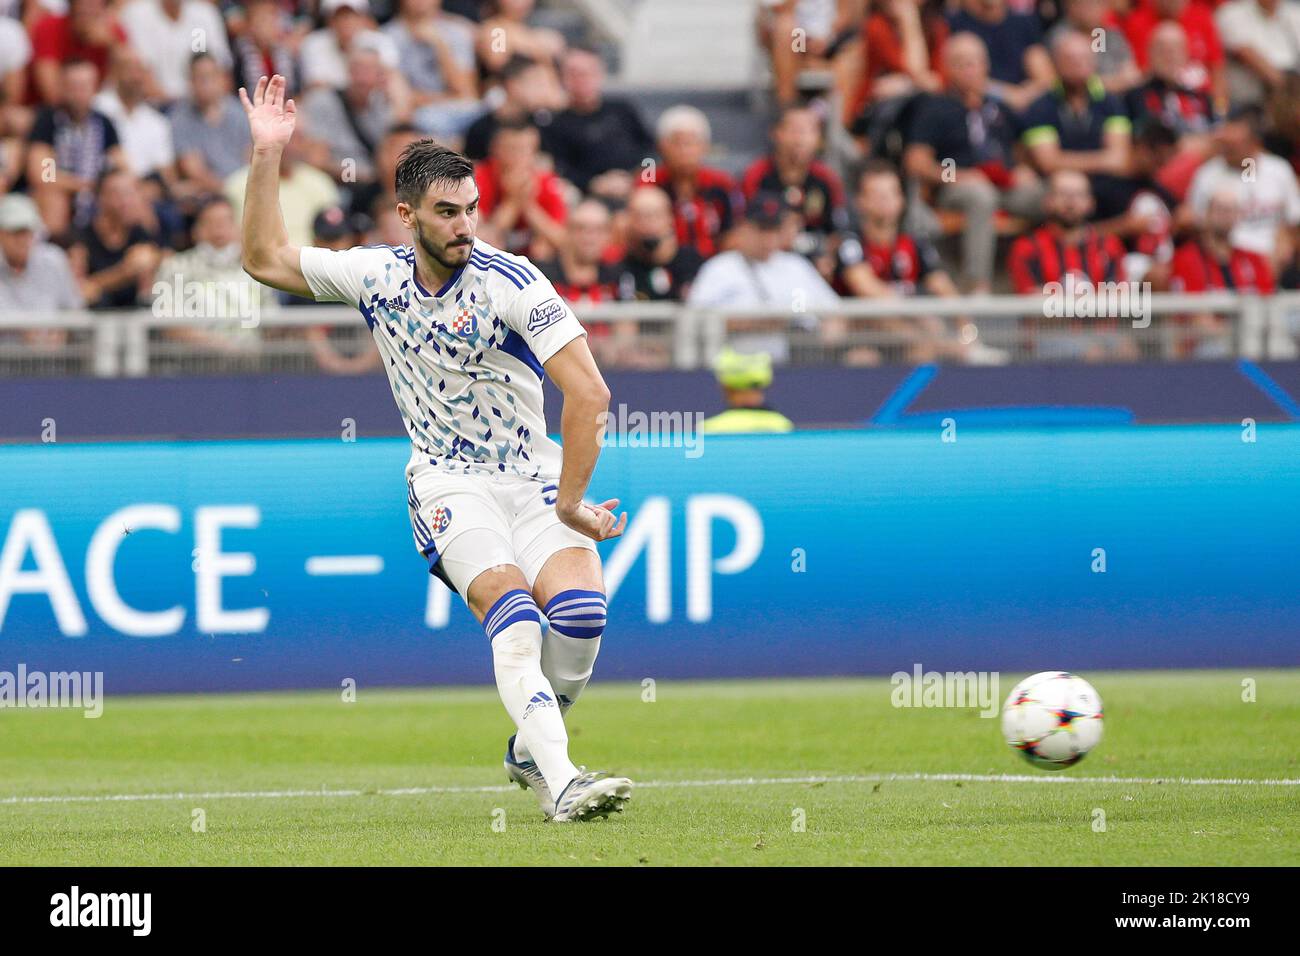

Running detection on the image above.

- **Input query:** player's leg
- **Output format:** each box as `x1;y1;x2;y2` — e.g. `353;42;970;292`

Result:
408;470;580;803
532;546;606;718
457;554;580;801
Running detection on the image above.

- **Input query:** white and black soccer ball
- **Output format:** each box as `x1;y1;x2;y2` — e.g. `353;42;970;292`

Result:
1001;671;1104;770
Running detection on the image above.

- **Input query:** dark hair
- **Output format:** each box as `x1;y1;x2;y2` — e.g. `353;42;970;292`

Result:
857;158;901;190
190;51;218;71
394;140;474;208
195;194;233;218
1133;118;1178;151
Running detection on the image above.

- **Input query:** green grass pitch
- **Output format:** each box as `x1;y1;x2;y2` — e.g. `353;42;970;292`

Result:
1;671;1297;866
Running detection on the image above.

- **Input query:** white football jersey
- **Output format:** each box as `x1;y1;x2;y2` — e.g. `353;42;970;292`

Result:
300;239;585;480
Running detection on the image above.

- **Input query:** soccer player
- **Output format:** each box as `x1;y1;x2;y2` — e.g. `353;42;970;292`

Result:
237;75;632;823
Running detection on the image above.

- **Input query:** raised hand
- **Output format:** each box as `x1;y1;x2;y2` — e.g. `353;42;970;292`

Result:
238;75;297;150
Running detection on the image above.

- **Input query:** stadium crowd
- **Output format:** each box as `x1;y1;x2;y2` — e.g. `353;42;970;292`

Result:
1;0;1299;370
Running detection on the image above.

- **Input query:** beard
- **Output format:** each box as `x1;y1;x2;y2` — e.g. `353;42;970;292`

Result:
414;219;474;269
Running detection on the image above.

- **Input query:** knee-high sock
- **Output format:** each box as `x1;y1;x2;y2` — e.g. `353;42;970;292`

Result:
485;589;578;796
541;589;606;712
514;590;606;766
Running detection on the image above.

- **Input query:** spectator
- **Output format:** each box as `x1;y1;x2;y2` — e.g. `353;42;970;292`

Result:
546;46;653;196
1125;22;1219;200
0;193;83;352
1099;118;1180;283
463;55;554;161
1168;185;1273;356
1216;0;1300;107
302;47;412;185
1126;22;1219;141
1123;0;1226;103
300;0;400;91
27;0;127;106
474;118;567;257
946;0;1054;110
384;0;480;140
757;0;865;110
1047;0;1142;94
903;33;1043;292
68;167;163;310
172;53;254;199
26;58;128;237
618;185;704;302
686;191;840;363
848;0;947;117
1008;169;1136;362
741;105;849;272
1019;30;1133;220
535;198;635;364
120;0;233;104
231;0;301;98
700;348;795;434
640;105;742;259
476;0;566;98
536;199;625;305
346;123;424;219
224;120;341;248
837;160;978;364
1186;104;1300;267
0;11;32;146
93;46;176;186
151;194;276;356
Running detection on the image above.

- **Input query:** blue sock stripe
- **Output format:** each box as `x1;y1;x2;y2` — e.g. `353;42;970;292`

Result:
484;589;540;640
485;594;535;635
544;589;606;639
543;589;605;615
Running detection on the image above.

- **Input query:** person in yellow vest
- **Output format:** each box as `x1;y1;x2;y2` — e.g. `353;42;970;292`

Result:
700;348;795;434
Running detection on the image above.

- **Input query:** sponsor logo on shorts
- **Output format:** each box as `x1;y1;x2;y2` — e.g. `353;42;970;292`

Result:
430;504;453;535
541;482;557;505
527;298;566;333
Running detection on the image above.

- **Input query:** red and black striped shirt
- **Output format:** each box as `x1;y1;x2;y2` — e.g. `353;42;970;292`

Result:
740;156;849;236
1170;240;1274;294
1008;226;1128;293
638;165;742;258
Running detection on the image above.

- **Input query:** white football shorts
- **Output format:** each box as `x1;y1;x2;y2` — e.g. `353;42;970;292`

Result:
406;466;597;597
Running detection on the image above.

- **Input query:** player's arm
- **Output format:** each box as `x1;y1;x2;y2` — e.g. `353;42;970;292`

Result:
237;75;313;299
545;336;627;542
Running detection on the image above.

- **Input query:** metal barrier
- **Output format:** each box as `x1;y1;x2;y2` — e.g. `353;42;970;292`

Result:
1;293;1297;377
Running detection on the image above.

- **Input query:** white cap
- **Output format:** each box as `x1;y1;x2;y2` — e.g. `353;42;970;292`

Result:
0;194;42;232
322;0;370;14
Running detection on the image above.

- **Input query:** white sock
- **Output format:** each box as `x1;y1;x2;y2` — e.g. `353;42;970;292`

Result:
486;591;579;795
541;589;606;714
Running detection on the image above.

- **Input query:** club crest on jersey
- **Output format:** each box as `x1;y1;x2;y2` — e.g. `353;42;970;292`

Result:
452;307;477;336
430;504;453;535
527;297;566;332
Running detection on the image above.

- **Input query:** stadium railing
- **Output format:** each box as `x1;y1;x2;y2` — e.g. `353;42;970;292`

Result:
1;293;1297;377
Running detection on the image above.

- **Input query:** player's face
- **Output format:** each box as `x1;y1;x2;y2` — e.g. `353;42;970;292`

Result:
402;177;480;270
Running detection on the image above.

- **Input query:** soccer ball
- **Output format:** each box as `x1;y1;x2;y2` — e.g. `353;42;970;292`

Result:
1001;672;1104;770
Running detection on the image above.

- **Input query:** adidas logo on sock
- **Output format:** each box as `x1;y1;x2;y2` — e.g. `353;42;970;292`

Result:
522;691;556;720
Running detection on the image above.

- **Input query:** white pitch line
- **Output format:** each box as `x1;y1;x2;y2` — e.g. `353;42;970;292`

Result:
304;555;384;575
3;772;1299;807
